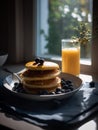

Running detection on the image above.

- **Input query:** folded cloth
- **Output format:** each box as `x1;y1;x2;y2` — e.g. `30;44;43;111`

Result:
1;72;98;130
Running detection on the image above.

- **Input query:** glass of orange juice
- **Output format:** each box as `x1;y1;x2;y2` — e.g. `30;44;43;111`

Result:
61;39;80;76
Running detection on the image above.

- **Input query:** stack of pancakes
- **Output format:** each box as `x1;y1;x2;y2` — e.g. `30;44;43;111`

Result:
21;60;61;94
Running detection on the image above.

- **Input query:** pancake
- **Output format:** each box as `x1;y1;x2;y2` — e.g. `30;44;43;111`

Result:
21;69;61;80
25;61;59;70
22;77;61;88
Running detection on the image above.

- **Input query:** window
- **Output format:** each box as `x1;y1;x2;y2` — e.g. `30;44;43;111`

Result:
8;0;98;75
37;0;92;62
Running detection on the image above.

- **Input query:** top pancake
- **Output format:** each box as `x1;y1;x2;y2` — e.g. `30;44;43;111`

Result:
25;61;59;70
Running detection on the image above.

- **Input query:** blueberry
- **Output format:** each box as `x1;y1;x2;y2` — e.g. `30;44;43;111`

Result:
55;88;62;94
35;57;40;64
61;81;65;86
14;82;19;86
61;79;72;86
61;78;75;91
12;82;24;93
61;79;66;86
38;58;45;66
65;80;72;85
34;57;45;66
62;84;69;89
69;85;74;91
89;81;95;88
12;82;19;91
56;87;61;91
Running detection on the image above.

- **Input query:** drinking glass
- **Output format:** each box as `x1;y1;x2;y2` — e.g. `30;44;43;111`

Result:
61;39;80;76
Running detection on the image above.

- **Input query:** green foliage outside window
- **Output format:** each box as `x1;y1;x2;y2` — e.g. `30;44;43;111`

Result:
41;0;91;58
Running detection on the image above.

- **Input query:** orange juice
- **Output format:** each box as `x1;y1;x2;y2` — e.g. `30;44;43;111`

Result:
62;47;80;75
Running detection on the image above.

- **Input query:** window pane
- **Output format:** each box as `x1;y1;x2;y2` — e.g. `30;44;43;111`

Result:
37;0;92;59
